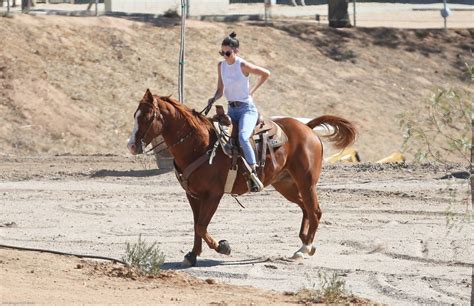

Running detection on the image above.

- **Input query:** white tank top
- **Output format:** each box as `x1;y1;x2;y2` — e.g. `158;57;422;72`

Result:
220;56;252;104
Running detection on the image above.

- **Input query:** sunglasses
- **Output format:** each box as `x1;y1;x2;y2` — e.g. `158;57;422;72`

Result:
219;50;233;57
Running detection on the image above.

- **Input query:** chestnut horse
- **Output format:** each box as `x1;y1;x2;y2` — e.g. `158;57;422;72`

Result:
127;89;357;267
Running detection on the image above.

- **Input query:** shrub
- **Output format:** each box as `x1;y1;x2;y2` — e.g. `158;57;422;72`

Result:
398;86;472;168
297;271;353;303
122;234;165;276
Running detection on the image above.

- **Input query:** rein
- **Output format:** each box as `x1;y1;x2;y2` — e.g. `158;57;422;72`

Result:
139;100;194;156
199;101;214;116
145;101;211;155
138;98;246;209
145;129;195;155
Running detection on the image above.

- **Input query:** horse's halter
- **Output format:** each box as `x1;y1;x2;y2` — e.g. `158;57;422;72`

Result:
135;99;195;155
135;101;164;153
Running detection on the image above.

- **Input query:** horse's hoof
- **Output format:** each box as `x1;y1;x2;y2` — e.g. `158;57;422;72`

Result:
292;251;305;260
217;240;231;255
182;252;197;267
309;246;316;256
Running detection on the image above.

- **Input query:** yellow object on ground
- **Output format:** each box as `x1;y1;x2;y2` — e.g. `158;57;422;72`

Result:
376;152;405;163
325;147;361;164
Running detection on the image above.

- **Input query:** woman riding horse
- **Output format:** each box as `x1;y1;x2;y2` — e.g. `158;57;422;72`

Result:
207;32;271;192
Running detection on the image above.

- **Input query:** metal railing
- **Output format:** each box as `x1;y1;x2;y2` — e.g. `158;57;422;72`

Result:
1;0;472;29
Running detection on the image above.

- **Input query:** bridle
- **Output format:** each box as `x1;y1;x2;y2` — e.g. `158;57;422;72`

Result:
135;101;195;155
134;102;163;154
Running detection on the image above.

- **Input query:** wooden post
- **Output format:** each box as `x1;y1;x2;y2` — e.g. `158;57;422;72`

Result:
328;0;351;28
21;0;30;12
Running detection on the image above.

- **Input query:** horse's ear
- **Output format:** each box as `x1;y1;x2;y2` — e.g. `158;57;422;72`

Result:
143;89;154;103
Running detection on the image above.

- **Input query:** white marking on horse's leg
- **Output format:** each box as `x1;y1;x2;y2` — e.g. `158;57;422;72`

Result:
292;244;316;259
127;110;141;153
292;251;305;260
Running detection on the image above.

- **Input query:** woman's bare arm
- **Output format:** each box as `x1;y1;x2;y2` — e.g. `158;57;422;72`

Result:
241;61;271;97
210;62;224;103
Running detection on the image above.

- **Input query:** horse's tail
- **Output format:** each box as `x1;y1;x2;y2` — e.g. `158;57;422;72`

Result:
306;115;357;150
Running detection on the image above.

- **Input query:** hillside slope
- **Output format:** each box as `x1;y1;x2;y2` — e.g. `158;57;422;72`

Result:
0;15;472;160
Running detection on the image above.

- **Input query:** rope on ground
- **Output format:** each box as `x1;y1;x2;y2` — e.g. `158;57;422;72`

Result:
231;194;246;209
0;244;129;266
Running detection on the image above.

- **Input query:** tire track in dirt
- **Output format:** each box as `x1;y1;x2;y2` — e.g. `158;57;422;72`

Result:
340;240;472;267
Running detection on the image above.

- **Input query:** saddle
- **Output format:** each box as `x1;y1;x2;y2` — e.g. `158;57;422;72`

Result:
211;105;288;194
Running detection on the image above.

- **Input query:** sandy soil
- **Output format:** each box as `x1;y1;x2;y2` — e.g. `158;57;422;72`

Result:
0;15;472;161
0;155;471;304
1;249;302;304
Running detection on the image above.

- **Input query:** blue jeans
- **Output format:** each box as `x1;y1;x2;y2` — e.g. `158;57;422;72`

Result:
228;102;258;166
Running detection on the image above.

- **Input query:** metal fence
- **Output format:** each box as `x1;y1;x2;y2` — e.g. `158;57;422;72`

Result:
0;0;105;15
1;0;473;29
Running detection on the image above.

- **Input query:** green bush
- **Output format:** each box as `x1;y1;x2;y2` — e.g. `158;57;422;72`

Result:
122;234;165;276
399;86;472;168
297;271;351;303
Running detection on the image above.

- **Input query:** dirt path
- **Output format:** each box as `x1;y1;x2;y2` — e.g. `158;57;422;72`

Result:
0;155;471;304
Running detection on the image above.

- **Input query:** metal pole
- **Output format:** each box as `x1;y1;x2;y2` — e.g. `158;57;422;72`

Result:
353;0;356;27
7;0;10;14
95;0;98;16
178;0;186;103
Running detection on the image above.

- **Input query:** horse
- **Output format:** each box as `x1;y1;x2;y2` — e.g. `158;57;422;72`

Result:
127;89;357;267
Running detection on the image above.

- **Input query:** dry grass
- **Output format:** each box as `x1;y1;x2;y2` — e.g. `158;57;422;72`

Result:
0;15;472;161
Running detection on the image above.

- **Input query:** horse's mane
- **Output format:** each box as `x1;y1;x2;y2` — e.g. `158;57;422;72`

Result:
159;95;212;138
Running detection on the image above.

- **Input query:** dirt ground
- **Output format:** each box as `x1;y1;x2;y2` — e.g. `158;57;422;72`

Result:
0;11;472;305
0;155;471;304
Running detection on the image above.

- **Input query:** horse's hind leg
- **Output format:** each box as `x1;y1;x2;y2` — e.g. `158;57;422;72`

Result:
298;184;321;250
272;177;315;259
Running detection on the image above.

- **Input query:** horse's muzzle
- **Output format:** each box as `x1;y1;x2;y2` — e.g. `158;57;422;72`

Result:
127;143;143;155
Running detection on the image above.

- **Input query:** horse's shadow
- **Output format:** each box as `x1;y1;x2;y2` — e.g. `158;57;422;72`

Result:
162;257;269;270
91;168;172;178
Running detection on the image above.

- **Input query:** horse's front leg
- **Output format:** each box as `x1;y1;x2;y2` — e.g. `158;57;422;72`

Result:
182;194;203;267
182;194;228;267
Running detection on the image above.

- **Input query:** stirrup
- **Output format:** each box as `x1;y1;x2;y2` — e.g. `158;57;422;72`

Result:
249;172;264;192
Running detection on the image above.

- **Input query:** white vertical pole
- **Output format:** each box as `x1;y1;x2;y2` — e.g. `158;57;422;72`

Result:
178;0;187;103
353;0;356;27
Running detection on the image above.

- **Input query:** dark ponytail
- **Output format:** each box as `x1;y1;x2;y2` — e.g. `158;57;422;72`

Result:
222;32;239;48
